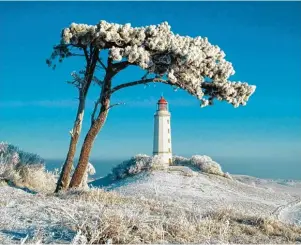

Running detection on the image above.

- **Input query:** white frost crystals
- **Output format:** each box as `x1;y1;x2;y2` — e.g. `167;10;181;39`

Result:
110;154;231;180
173;155;232;179
79;162;96;190
60;20;256;108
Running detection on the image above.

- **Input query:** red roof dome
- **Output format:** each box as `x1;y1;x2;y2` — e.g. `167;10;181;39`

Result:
158;96;167;104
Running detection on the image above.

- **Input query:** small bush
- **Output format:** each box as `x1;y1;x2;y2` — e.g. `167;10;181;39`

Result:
191;155;224;176
0;142;57;193
0;142;44;166
173;155;232;179
111;154;166;180
17;164;58;193
0;160;21;184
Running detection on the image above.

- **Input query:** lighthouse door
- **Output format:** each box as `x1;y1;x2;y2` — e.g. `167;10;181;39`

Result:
168;158;172;165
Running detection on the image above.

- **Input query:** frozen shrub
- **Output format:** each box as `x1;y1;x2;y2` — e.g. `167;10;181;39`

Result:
0;142;57;192
112;154;152;179
190;155;224;176
0;142;44;166
0;160;21;184
17;164;58;193
111;154;167;180
172;155;190;166
173;155;232;179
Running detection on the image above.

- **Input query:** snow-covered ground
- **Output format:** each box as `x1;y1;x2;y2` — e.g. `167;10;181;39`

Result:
1;167;301;244
91;166;301;225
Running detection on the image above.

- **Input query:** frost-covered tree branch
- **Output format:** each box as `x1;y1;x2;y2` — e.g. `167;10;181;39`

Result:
59;21;256;108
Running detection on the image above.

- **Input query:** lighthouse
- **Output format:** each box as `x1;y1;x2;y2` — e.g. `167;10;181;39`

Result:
153;96;172;165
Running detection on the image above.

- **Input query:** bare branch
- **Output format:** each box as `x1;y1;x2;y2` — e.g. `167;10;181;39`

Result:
112;61;131;74
141;71;150;80
69;53;85;57
92;76;103;87
97;57;107;71
108;102;125;110
110;78;171;94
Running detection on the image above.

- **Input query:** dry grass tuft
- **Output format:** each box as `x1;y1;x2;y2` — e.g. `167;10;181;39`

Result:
0;162;57;193
16;164;58;193
203;208;301;243
53;190;301;244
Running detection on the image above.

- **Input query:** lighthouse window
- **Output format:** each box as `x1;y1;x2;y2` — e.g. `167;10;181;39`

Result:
168;138;170;143
168;129;170;133
167;120;169;124
168;148;171;152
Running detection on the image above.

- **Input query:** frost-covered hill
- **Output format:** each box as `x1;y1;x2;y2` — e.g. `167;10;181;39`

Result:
1;151;301;244
91;166;301;225
1;167;301;244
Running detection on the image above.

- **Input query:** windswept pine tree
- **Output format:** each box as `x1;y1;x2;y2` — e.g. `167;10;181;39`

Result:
48;21;256;190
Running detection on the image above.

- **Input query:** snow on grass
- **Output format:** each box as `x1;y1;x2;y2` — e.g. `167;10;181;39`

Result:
278;201;301;226
91;168;301;224
1;183;301;244
1;150;301;243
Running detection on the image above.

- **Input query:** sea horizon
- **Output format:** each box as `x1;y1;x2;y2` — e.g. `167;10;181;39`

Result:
45;155;301;181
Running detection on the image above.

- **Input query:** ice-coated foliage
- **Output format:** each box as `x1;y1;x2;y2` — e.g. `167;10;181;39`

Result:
191;155;223;176
110;154;231;180
111;154;166;180
0;142;57;192
111;154;151;179
173;155;232;179
51;21;256;108
0;142;44;166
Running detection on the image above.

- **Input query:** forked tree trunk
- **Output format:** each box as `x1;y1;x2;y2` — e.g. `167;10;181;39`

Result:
69;61;124;188
55;49;100;192
69;96;111;188
54;96;85;192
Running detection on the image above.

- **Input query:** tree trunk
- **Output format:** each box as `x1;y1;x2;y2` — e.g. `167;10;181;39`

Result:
69;97;111;188
55;96;85;192
55;48;100;193
69;60;119;188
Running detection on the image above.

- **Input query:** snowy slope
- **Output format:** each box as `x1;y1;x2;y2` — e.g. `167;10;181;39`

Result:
91;166;301;224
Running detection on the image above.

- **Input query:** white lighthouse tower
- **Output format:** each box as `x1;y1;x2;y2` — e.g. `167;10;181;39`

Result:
153;96;172;165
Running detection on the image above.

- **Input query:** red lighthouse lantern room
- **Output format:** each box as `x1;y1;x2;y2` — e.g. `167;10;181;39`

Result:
157;96;168;111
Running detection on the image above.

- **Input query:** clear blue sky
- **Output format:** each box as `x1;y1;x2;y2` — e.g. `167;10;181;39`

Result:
0;2;300;163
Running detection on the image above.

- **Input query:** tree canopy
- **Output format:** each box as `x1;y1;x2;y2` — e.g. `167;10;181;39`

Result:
50;21;256;108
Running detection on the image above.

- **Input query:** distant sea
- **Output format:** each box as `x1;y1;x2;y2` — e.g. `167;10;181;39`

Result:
45;156;301;180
